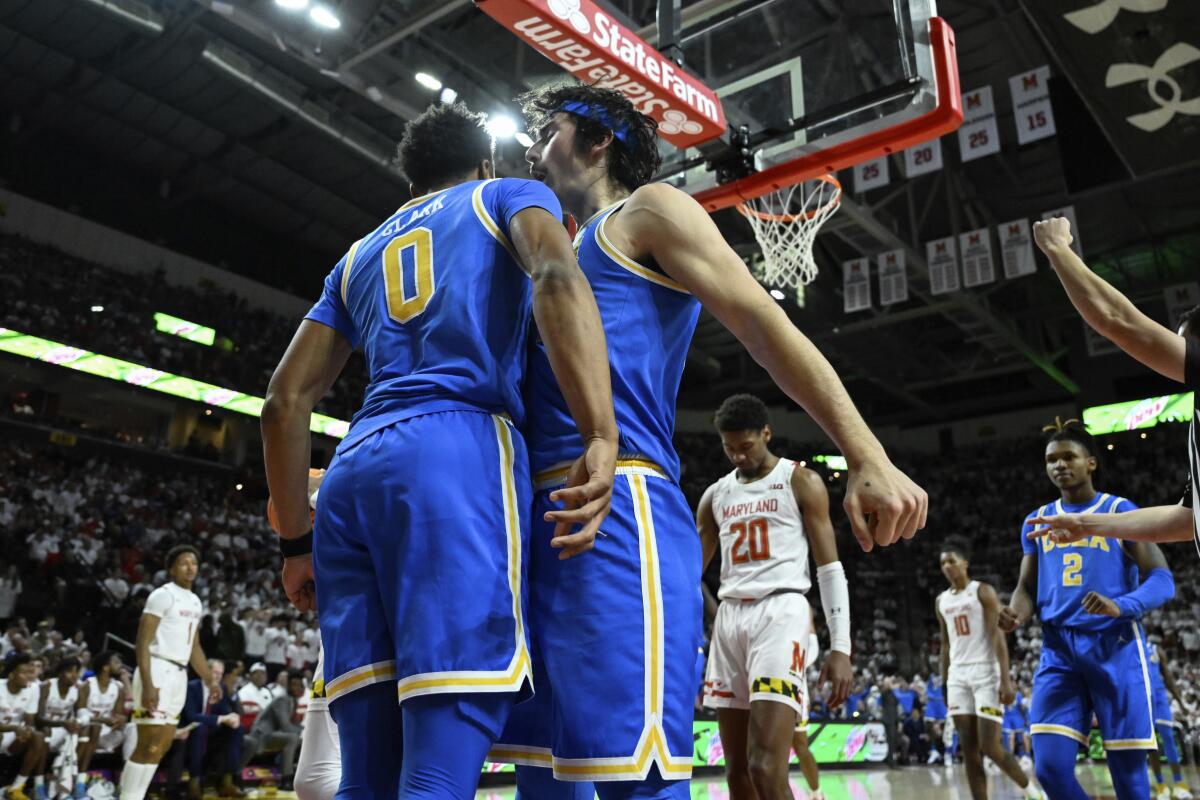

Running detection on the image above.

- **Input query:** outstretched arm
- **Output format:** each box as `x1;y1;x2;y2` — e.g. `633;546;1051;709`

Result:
1033;217;1186;381
1027;504;1194;545
620;184;927;552
979;582;1015;705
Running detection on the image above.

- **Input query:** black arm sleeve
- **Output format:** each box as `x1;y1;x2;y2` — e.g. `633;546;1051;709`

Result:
1186;335;1200;390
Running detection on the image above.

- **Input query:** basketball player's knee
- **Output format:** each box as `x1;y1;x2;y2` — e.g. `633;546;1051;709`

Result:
981;739;1005;762
293;769;338;800
747;747;787;787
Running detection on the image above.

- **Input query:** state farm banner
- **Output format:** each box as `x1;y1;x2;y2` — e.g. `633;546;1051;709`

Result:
998;218;1036;279
854;157;890;193
475;0;726;148
957;86;1001;161
959;227;996;288
877;249;908;306
926;236;960;296
904;138;943;177
843;258;872;314
1009;66;1057;145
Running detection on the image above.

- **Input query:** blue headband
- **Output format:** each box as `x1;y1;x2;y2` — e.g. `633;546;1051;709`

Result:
555;101;635;152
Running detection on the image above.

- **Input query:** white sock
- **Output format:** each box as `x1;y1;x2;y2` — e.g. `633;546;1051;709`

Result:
118;762;156;800
10;775;29;790
32;776;43;787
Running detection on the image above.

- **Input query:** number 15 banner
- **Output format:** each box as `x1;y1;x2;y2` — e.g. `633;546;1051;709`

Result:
1009;66;1057;145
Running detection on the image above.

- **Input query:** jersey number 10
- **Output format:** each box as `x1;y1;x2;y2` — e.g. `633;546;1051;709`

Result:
730;518;770;564
954;614;970;636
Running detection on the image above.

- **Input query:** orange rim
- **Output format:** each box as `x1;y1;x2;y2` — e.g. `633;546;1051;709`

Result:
735;174;842;223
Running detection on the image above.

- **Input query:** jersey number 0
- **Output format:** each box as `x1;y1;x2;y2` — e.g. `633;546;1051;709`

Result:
383;228;436;323
730;518;770;563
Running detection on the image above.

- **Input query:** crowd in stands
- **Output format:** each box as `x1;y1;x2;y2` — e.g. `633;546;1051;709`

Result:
0;234;368;423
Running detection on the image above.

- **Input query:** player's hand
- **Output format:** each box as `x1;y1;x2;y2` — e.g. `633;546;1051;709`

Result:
1032;218;1073;254
545;436;617;560
219;713;239;728
282;553;317;613
998;605;1023;632
175;726;191;741
1000;676;1016;706
819;651;853;709
843;459;927;551
142;685;159;713
1026;514;1089;545
1081;591;1120;618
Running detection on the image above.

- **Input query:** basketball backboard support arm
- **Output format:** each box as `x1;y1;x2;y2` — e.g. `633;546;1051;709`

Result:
689;16;963;212
657;0;684;67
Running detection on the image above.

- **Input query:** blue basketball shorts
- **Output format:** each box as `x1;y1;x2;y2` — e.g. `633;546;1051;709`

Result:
313;410;533;707
1030;621;1155;750
1151;687;1173;727
491;463;702;784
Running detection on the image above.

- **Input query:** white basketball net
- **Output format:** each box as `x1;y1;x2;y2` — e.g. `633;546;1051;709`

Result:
737;175;842;290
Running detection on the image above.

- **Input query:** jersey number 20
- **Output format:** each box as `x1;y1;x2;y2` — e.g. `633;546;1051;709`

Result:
384;228;436;323
730;518;770;563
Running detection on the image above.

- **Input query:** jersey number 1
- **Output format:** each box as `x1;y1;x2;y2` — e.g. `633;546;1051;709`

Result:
384;228;436;323
731;518;770;564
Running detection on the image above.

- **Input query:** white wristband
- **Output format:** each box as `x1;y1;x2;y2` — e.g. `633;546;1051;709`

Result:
817;560;852;655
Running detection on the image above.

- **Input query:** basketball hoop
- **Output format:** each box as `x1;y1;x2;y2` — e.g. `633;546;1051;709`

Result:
736;174;842;289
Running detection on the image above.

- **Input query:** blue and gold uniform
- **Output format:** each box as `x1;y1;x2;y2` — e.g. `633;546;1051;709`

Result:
305;178;560;707
494;199;702;787
1019;493;1157;749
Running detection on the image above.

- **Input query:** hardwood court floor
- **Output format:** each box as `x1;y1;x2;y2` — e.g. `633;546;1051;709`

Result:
473;764;1200;799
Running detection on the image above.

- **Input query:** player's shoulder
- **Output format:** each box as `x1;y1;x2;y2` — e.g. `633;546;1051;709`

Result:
623;181;704;219
1105;494;1138;512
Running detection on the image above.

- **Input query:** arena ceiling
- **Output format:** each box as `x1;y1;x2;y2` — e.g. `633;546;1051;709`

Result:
1;0;1197;427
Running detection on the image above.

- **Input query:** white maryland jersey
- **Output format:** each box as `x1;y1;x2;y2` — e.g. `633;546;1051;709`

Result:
85;676;120;717
937;581;996;668
42;680;78;722
0;680;39;725
711;458;809;600
143;582;203;664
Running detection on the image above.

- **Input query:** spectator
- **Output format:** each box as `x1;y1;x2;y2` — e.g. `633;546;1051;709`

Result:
0;565;21;625
178;659;244;799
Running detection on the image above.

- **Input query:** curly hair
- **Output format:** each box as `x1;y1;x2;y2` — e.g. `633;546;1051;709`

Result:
714;394;770;432
518;83;661;190
396;102;494;193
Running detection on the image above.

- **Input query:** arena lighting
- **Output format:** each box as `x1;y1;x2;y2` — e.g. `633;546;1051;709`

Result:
1082;392;1194;434
204;409;212;416
236;483;244;491
90;305;104;313
812;454;848;471
308;4;341;29
514;131;534;148
415;72;442;91
274;0;308;9
154;312;216;346
769;289;785;300
486;115;518;140
439;87;458;104
0;328;350;439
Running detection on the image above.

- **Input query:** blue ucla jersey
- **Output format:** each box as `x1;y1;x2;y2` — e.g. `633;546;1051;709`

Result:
1020;492;1140;631
523;198;701;480
305;178;561;451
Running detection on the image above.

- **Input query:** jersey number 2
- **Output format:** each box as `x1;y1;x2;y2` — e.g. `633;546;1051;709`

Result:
1062;552;1083;586
384;228;436;323
731;518;770;564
